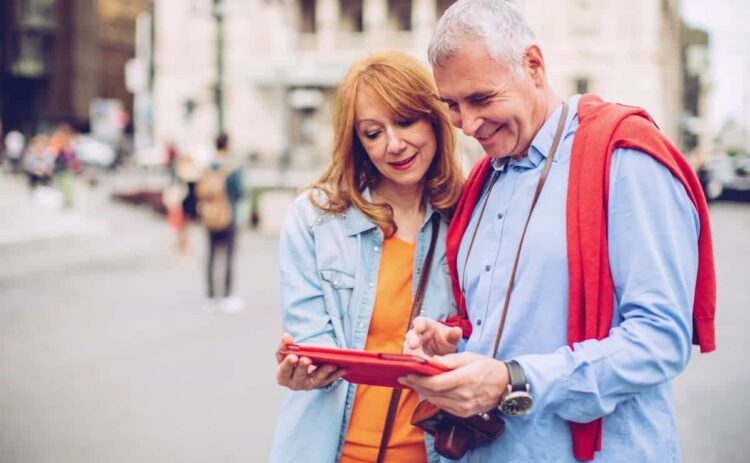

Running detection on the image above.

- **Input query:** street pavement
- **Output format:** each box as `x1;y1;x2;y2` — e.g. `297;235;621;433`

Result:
0;170;748;462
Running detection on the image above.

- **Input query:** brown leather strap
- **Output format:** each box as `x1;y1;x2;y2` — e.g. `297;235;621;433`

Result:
491;102;569;358
377;213;440;463
456;103;569;359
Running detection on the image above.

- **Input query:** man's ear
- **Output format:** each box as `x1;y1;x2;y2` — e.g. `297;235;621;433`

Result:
524;45;546;85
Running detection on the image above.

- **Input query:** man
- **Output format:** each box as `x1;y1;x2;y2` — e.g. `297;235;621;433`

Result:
198;132;245;313
399;1;715;461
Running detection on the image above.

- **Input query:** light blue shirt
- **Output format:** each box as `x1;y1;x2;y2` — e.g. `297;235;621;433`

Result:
271;190;457;463
455;95;699;462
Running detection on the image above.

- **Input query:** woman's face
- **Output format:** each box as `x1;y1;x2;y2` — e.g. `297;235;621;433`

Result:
354;88;438;193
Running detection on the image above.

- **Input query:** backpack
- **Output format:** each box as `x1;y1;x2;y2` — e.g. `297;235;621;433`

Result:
196;167;232;231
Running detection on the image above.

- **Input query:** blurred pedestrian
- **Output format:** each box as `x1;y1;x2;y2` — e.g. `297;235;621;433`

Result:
49;124;81;208
4;129;26;173
399;1;716;462
23;134;54;191
196;133;244;312
174;152;201;253
271;51;464;463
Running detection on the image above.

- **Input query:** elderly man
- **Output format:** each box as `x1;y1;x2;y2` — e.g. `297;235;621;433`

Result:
400;0;716;461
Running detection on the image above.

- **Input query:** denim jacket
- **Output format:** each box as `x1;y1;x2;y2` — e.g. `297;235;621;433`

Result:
270;190;457;463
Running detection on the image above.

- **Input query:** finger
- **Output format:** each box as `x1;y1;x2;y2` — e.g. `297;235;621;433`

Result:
443;326;463;345
276;355;299;386
317;366;344;387
411;316;429;333
290;356;313;387
275;332;295;363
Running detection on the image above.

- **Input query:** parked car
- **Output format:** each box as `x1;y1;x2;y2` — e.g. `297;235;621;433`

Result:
702;154;750;201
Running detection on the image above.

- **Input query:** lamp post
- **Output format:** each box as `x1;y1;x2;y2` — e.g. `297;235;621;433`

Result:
212;0;225;134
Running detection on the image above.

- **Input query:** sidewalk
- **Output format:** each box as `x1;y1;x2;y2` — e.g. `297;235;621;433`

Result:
0;171;109;247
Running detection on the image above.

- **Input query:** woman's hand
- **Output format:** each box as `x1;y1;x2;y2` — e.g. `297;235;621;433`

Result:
275;333;344;391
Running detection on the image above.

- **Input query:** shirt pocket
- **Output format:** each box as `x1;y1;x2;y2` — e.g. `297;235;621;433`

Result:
319;269;356;322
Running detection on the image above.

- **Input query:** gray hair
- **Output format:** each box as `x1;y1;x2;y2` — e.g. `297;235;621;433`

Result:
428;0;536;75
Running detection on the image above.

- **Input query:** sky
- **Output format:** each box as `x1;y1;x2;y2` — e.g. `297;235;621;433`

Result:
681;0;750;134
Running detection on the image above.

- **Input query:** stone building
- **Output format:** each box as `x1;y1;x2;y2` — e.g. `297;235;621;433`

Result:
145;0;705;169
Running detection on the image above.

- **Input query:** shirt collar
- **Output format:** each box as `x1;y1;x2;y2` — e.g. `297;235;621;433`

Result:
491;94;580;171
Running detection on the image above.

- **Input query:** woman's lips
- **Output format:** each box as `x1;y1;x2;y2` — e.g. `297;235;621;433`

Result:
389;153;418;170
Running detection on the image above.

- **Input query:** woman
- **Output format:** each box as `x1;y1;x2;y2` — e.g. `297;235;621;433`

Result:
271;51;464;463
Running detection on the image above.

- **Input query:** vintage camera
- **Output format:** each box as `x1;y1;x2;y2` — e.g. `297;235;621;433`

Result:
411;400;505;460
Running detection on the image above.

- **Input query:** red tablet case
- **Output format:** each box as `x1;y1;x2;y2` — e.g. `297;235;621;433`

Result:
281;344;449;389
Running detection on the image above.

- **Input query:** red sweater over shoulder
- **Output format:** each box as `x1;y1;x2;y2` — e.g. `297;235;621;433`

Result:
443;94;716;460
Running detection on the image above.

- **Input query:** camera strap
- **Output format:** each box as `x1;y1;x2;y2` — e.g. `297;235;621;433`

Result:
377;213;440;463
462;102;569;358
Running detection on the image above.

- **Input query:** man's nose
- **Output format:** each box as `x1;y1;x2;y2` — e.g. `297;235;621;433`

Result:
457;106;482;138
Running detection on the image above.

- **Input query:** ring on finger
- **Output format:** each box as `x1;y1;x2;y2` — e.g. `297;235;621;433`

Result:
308;376;317;387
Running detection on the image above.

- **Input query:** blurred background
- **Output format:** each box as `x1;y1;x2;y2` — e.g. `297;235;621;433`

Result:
0;0;748;462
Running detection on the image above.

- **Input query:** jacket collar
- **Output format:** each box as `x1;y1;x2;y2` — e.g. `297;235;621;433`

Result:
344;187;445;237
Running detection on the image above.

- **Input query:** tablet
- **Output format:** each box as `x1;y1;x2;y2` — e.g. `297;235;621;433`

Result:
280;344;450;389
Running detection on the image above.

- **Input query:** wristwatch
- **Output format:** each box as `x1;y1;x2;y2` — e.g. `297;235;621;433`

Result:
498;360;533;416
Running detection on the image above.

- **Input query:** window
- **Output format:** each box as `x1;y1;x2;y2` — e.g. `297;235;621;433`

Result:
574;77;590;94
340;0;363;33
19;0;55;26
298;0;316;34
388;0;412;31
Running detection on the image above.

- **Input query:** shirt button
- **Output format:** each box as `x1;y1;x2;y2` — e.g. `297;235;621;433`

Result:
485;265;491;272
373;246;379;252
497;212;504;219
476;319;482;326
368;282;374;288
358;322;365;329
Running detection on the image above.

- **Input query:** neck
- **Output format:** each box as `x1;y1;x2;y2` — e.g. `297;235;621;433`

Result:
518;88;562;159
371;181;425;216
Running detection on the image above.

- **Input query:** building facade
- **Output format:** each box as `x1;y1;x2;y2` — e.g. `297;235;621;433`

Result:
0;0;147;135
147;0;703;170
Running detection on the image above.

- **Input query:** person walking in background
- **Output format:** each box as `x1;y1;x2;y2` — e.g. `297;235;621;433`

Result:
271;51;464;463
49;124;81;208
173;151;201;253
4;129;26;173
23;134;55;191
196;133;244;313
399;1;716;462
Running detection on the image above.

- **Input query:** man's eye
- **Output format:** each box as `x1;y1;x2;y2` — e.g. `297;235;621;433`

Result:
396;119;416;128
470;96;489;105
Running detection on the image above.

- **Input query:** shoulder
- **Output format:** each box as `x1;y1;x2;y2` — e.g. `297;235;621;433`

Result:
287;189;342;228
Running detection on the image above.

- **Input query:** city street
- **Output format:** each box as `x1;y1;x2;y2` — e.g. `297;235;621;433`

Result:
0;171;748;462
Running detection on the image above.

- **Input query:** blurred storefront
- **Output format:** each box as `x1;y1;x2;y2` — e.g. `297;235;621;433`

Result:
0;0;147;135
139;0;709;172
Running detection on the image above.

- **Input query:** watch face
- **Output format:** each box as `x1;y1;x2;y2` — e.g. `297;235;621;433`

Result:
500;392;533;416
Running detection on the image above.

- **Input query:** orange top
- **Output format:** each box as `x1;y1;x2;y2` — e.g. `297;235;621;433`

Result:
339;236;427;463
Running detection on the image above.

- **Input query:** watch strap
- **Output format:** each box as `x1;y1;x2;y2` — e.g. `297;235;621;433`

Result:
506;360;528;393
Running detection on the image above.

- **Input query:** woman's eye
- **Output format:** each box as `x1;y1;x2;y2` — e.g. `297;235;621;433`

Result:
364;131;380;140
396;119;416;128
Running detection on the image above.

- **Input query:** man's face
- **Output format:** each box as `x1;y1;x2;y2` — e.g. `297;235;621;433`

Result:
433;42;546;159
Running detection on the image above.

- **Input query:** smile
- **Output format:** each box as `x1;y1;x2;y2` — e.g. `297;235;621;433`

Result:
389;153;418;170
477;124;504;141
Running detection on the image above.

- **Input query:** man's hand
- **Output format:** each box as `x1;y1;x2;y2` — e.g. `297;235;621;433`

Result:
275;333;344;391
399;352;509;417
403;316;462;357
